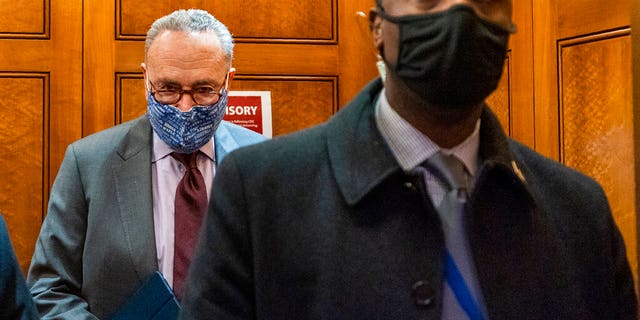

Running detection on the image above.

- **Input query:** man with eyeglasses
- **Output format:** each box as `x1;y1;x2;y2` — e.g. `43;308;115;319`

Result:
180;0;637;319
26;9;266;319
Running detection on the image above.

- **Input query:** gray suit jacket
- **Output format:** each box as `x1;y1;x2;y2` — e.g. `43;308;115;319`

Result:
27;115;266;319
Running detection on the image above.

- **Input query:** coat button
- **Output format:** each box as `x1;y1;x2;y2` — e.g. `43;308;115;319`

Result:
412;280;435;307
403;181;416;191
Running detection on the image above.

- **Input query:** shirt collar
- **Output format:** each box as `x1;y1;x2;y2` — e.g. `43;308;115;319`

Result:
375;89;480;176
152;132;216;163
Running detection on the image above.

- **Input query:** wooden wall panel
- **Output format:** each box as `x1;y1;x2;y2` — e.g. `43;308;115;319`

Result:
533;0;560;159
559;32;637;281
508;0;534;147
338;2;380;110
634;0;640;299
557;1;630;40
0;0;48;38
117;0;336;42
0;0;82;272
84;0;116;136
116;73;146;123
234;44;338;75
232;77;337;136
486;56;511;135
0;0;636;290
47;0;83;181
533;0;637;283
0;74;48;271
87;0;346;135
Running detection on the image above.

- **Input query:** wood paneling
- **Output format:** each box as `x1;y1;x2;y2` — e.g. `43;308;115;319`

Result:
533;0;637;284
0;0;48;38
508;0;534;147
116;73;146;123
117;0;336;42
558;1;630;39
533;0;560;159
338;1;380;109
0;74;48;271
0;0;82;273
232;77;337;136
559;32;637;279
486;56;511;134
84;0;116;136
1;0;637;287
633;0;640;299
87;0;374;136
234;44;338;75
48;0;83;179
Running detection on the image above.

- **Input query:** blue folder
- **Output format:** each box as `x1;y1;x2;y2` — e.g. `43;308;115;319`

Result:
110;271;180;320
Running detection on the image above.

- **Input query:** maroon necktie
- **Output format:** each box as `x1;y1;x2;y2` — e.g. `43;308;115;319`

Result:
170;151;207;300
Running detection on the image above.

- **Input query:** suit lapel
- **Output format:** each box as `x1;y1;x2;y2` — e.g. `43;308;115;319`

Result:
214;121;240;164
112;117;157;281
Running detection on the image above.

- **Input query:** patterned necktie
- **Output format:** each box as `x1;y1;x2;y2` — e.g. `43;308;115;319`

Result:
170;151;207;300
424;152;486;320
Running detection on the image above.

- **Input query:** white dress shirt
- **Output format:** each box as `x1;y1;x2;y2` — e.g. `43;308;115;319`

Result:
375;90;488;319
374;89;480;207
151;132;216;287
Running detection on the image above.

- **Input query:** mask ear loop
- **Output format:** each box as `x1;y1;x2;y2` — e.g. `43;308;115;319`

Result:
145;78;153;94
222;72;230;93
220;65;233;95
356;11;387;83
144;71;152;93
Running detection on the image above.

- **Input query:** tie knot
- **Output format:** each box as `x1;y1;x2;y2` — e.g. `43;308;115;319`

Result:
171;152;199;169
423;152;468;192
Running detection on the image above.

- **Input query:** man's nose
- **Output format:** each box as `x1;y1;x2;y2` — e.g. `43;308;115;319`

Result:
176;92;197;112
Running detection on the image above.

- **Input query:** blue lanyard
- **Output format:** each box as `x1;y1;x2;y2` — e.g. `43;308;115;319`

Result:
444;251;486;320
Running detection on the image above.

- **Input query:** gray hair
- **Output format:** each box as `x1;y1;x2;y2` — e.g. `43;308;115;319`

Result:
145;9;234;63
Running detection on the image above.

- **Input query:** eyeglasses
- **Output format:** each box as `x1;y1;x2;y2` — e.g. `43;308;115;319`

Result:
147;75;228;106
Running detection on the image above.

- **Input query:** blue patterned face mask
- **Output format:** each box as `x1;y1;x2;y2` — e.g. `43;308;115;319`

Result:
147;90;228;154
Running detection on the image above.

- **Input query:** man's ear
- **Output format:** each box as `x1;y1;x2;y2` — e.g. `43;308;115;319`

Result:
369;8;383;51
141;62;149;101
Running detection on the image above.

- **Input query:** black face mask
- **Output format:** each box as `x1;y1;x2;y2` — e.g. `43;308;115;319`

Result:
378;5;514;107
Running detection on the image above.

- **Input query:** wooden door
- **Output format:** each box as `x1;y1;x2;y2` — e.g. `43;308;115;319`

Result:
84;0;379;136
486;1;534;145
533;0;637;284
0;0;382;272
0;0;83;271
1;0;637;290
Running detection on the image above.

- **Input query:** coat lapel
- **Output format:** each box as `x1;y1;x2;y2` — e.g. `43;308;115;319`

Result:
329;91;581;317
469;110;578;318
327;81;582;317
111;117;157;282
327;79;401;206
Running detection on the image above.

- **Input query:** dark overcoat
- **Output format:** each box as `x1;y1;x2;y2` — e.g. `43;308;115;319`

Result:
182;79;637;319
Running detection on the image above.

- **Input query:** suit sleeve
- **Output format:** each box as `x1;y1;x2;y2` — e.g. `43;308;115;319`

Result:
0;215;39;320
180;153;256;320
27;145;99;320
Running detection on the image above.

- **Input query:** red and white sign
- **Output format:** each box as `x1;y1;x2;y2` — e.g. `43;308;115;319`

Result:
224;91;272;138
